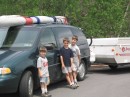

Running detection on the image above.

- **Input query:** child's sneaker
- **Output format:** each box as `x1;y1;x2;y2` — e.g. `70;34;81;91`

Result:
75;82;79;88
41;93;48;97
45;92;52;97
70;84;76;89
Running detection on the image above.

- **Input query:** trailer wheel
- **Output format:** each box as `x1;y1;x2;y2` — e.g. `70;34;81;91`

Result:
77;60;86;81
109;65;118;70
19;71;34;97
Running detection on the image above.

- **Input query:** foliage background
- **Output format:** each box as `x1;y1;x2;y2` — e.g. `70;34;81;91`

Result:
0;0;130;38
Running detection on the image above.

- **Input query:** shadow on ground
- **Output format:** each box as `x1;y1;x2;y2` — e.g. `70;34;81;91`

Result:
0;93;18;97
0;80;67;97
89;65;130;75
34;80;67;96
0;66;130;97
34;76;88;97
0;75;88;97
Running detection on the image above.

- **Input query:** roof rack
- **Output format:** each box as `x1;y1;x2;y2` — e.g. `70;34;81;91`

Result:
0;15;68;27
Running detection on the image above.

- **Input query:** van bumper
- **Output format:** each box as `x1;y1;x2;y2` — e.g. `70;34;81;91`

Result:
0;74;19;93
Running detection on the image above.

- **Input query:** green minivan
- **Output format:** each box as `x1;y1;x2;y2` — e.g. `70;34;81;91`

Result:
0;24;90;97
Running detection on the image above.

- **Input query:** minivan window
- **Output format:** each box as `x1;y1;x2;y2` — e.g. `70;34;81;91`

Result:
0;26;39;49
52;27;73;47
0;27;9;48
70;27;87;45
40;28;57;47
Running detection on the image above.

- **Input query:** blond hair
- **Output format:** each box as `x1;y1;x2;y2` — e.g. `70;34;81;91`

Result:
63;37;70;43
72;35;78;41
39;46;47;52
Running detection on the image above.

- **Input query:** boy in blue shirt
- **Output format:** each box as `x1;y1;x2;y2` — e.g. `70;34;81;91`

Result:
60;38;75;89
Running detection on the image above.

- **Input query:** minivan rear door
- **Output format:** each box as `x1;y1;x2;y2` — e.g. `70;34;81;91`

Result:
52;27;73;79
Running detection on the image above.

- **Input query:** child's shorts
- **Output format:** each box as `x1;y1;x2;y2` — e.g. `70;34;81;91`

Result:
62;66;72;74
40;77;50;85
72;62;80;72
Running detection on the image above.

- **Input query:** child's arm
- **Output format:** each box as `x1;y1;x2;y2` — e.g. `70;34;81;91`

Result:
37;58;43;77
70;49;74;67
78;55;81;64
38;68;43;77
70;57;74;67
60;56;65;69
77;47;81;63
47;76;50;85
60;48;65;69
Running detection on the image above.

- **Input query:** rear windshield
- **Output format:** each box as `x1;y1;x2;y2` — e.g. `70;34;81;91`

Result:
0;26;39;49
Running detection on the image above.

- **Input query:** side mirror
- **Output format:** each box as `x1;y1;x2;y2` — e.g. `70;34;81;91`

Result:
44;43;56;50
89;36;93;46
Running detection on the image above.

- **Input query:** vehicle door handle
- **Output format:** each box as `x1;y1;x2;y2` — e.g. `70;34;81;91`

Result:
36;55;39;58
57;54;60;57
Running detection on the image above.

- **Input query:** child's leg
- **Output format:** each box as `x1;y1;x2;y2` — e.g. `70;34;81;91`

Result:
44;84;47;93
67;67;74;85
40;82;45;94
65;73;72;85
69;72;74;84
62;67;72;85
73;71;78;83
44;77;49;93
73;62;79;83
71;65;77;83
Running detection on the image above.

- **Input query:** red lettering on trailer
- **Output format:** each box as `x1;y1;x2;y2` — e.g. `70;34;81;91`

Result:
122;47;125;52
119;53;130;56
121;47;130;52
126;47;130;51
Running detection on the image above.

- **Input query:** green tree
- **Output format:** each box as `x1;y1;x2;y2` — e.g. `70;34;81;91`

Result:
0;0;129;37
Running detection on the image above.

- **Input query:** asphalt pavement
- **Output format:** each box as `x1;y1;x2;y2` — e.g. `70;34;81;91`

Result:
1;65;130;97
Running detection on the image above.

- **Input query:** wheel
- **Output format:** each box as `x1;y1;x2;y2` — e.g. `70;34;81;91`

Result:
19;71;34;97
77;60;87;81
109;65;118;70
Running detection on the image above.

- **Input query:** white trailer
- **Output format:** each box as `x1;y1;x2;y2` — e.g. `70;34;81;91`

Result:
87;38;130;69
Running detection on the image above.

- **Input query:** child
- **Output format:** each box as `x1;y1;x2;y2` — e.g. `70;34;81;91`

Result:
69;35;81;87
60;38;75;89
37;46;51;97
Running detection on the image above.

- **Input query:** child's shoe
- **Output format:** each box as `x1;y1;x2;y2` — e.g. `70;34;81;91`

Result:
70;84;76;89
75;82;79;88
45;92;52;97
41;93;48;97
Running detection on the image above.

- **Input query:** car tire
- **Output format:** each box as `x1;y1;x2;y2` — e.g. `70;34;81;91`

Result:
19;71;34;97
77;60;86;81
109;64;118;70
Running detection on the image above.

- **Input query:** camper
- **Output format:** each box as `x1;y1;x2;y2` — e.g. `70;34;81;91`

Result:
88;38;130;69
